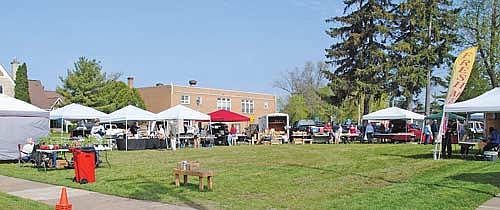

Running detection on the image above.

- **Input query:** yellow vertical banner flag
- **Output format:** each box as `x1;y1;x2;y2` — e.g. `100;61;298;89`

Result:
445;46;478;104
434;46;477;160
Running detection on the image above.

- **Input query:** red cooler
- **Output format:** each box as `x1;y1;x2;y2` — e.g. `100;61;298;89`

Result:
70;147;96;184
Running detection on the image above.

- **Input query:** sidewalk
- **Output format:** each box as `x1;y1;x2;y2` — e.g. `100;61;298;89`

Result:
477;195;500;210
0;175;195;210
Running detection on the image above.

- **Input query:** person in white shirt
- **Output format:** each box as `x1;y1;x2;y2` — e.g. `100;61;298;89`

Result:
91;121;105;141
21;137;35;161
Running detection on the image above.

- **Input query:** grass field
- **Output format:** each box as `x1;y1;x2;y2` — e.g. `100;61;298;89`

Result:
0;191;53;210
0;144;499;209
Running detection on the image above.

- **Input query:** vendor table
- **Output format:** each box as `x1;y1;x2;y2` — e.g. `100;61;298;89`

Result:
94;145;112;168
373;133;414;143
458;140;480;159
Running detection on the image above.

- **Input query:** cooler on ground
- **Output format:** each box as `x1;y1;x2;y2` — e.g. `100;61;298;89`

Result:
70;147;96;184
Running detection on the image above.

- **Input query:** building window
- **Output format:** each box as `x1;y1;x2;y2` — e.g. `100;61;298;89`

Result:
0;85;3;94
217;97;231;110
264;101;269;109
241;99;254;114
180;95;190;104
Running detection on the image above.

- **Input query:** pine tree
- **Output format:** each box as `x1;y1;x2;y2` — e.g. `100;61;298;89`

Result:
388;0;459;111
324;0;393;115
57;57;145;113
57;57;106;108
14;63;31;103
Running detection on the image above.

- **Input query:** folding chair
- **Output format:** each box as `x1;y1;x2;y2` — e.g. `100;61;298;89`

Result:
31;146;51;171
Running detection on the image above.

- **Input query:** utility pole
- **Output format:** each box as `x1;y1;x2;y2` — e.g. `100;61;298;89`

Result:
425;11;433;116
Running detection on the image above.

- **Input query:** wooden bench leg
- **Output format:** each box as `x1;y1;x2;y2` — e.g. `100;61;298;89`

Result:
207;176;213;190
199;176;204;191
183;175;188;185
175;174;180;186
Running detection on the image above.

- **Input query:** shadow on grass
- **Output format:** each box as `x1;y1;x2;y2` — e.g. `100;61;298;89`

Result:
378;152;464;160
354;172;497;197
449;172;500;189
106;177;211;210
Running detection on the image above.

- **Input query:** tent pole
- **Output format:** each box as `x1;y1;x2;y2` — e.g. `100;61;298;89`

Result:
163;120;166;148
126;120;128;151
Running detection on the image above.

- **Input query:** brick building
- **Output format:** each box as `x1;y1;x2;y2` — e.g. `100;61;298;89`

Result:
136;78;277;122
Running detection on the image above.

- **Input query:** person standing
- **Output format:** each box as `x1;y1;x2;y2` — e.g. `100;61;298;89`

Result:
365;122;375;144
431;120;439;142
332;123;341;144
442;122;453;158
423;120;432;145
130;122;140;138
230;125;237;146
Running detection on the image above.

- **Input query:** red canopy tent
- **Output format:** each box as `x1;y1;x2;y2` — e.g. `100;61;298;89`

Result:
208;110;250;122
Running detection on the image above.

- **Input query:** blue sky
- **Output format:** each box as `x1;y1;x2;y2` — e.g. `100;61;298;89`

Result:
0;0;343;96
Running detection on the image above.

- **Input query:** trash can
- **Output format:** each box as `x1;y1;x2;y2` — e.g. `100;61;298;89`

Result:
70;147;96;184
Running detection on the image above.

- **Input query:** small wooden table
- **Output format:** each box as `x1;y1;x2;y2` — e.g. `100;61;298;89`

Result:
173;168;216;191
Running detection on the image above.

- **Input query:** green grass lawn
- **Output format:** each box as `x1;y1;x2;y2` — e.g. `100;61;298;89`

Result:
1;144;499;210
0;192;53;210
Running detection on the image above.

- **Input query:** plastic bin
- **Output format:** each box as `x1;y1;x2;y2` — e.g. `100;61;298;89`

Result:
484;151;498;161
70;147;96;184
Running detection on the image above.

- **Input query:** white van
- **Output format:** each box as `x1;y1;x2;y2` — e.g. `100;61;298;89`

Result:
468;121;484;134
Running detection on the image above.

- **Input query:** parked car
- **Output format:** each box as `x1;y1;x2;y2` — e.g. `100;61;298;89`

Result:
104;124;124;137
206;123;229;145
70;122;94;138
407;123;422;140
468;121;484;134
291;120;316;132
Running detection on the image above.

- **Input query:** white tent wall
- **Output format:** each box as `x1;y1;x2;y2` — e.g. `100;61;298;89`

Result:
0;116;49;160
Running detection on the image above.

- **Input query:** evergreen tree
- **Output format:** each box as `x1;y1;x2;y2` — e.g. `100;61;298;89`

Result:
57;57;106;107
389;0;459;110
14;63;31;103
324;0;393;115
57;57;145;113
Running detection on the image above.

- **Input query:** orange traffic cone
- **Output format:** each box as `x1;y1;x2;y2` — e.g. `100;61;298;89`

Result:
55;187;72;210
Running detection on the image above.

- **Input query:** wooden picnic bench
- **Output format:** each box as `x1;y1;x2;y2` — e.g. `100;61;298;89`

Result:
173;168;216;191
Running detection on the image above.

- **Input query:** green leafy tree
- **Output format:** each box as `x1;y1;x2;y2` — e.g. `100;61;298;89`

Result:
95;80;145;113
274;61;331;121
460;0;500;88
14;63;30;103
324;0;393;115
57;57;145;113
57;57;106;107
281;95;310;123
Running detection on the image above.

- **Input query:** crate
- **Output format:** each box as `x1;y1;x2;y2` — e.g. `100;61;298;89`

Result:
188;161;200;171
56;160;68;169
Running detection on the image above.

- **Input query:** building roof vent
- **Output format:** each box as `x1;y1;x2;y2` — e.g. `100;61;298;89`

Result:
189;80;197;86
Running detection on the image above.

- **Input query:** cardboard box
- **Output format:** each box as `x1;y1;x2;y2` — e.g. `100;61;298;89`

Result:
188;161;200;171
56;160;67;169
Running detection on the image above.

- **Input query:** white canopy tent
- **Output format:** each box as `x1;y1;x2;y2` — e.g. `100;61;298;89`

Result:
362;107;426;120
102;105;156;122
50;103;108;134
101;105;157;151
156;105;211;149
445;87;500;113
156;104;210;121
0;94;49;160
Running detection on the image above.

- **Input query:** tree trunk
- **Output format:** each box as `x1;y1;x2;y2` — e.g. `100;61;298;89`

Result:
488;0;499;87
363;94;370;115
